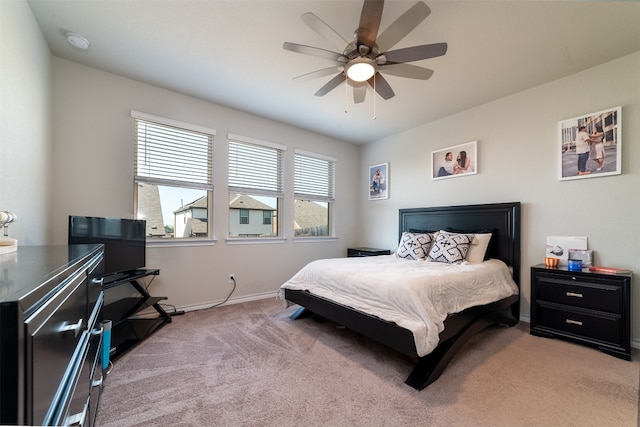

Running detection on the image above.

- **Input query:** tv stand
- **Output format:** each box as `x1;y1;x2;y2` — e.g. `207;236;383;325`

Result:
103;269;172;360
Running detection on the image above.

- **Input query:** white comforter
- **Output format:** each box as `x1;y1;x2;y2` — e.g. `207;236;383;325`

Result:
278;255;518;357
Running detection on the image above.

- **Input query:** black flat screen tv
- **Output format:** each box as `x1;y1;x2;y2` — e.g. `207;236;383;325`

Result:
68;216;146;277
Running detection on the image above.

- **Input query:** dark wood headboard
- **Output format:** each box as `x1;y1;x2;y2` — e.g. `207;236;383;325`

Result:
398;202;521;288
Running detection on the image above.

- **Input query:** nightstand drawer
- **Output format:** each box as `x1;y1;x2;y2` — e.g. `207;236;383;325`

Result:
536;303;623;345
535;280;621;313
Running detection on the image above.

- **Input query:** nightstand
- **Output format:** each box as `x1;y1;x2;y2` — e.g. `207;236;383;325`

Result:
530;264;631;360
347;247;391;257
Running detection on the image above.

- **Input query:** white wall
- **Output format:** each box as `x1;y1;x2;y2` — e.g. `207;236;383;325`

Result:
360;52;640;340
0;0;52;244
50;57;360;310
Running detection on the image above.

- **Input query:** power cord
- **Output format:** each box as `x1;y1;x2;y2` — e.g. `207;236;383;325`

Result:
159;302;183;316
208;276;237;309
158;276;237;314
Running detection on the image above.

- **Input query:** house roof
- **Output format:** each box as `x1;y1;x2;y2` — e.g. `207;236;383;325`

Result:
186;217;208;235
229;194;275;211
137;182;165;236
174;196;208;214
293;200;328;230
27;1;640;144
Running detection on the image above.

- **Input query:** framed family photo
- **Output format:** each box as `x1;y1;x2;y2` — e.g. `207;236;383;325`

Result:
558;106;622;181
369;162;388;200
431;141;477;180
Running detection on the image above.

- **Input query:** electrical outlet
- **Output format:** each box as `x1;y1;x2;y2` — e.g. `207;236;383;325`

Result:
228;274;235;284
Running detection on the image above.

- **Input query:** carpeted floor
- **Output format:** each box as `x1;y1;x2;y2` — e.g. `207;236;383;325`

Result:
96;298;639;427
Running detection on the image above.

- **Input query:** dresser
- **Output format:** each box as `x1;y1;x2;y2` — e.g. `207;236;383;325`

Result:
0;245;105;426
347;247;391;257
530;264;631;360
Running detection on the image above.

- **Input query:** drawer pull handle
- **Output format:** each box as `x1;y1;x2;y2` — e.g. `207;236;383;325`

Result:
91;276;104;286
566;319;583;326
60;318;84;337
566;292;583;298
92;376;103;388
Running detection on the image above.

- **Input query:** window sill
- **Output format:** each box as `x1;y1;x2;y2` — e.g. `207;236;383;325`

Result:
147;238;217;248
292;236;338;243
225;237;286;245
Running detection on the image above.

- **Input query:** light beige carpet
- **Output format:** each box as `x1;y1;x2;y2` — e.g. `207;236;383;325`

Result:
96;298;639;427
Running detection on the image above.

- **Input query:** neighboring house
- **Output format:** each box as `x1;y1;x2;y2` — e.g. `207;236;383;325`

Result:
294;200;329;237
229;194;276;237
136;182;166;237
174;196;208;238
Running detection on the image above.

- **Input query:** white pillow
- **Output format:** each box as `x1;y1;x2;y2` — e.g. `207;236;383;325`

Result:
397;232;435;260
465;233;492;264
427;231;474;264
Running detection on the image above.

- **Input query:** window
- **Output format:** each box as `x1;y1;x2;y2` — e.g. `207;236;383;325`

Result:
294;149;336;237
132;111;214;239
228;134;284;238
239;209;249;224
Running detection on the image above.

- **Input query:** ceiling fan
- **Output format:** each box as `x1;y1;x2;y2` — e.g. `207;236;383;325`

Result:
283;0;447;103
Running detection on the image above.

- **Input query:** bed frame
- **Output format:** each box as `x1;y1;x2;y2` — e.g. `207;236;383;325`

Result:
284;202;521;390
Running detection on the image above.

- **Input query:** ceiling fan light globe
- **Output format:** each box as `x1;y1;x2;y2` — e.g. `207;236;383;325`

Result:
346;61;376;82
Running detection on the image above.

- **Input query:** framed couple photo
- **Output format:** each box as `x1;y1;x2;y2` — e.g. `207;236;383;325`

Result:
558;106;622;181
369;162;388;200
431;141;477;180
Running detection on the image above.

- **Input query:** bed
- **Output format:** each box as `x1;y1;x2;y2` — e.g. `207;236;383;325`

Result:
279;202;521;390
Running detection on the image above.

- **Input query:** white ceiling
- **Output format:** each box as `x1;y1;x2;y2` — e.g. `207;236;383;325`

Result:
27;0;640;144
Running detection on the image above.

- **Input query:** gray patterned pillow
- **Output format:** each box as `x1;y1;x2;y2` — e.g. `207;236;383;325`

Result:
397;232;435;260
428;231;475;264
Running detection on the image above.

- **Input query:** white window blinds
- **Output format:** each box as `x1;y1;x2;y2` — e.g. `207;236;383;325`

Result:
228;135;284;197
133;113;214;190
294;150;336;201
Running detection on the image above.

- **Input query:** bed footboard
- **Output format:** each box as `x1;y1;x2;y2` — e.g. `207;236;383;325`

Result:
405;295;518;390
284;288;418;356
285;289;519;390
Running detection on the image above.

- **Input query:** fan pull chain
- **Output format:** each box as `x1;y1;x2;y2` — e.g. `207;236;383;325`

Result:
344;74;349;114
373;76;377;120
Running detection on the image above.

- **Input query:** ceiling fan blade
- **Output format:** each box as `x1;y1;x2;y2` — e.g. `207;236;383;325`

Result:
376;1;430;53
301;12;349;51
383;42;448;64
283;42;347;63
353;83;367;104
357;0;384;50
314;73;345;97
379;63;434;80
368;73;395;100
294;66;343;82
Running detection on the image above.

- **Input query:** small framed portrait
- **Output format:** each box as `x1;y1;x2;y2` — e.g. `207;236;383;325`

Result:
431;141;477;180
369;162;388;200
558;106;622;181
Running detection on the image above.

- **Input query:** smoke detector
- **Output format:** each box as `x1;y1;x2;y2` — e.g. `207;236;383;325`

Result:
66;32;90;50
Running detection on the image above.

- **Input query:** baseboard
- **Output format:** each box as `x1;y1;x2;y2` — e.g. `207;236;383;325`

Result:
176;291;279;313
